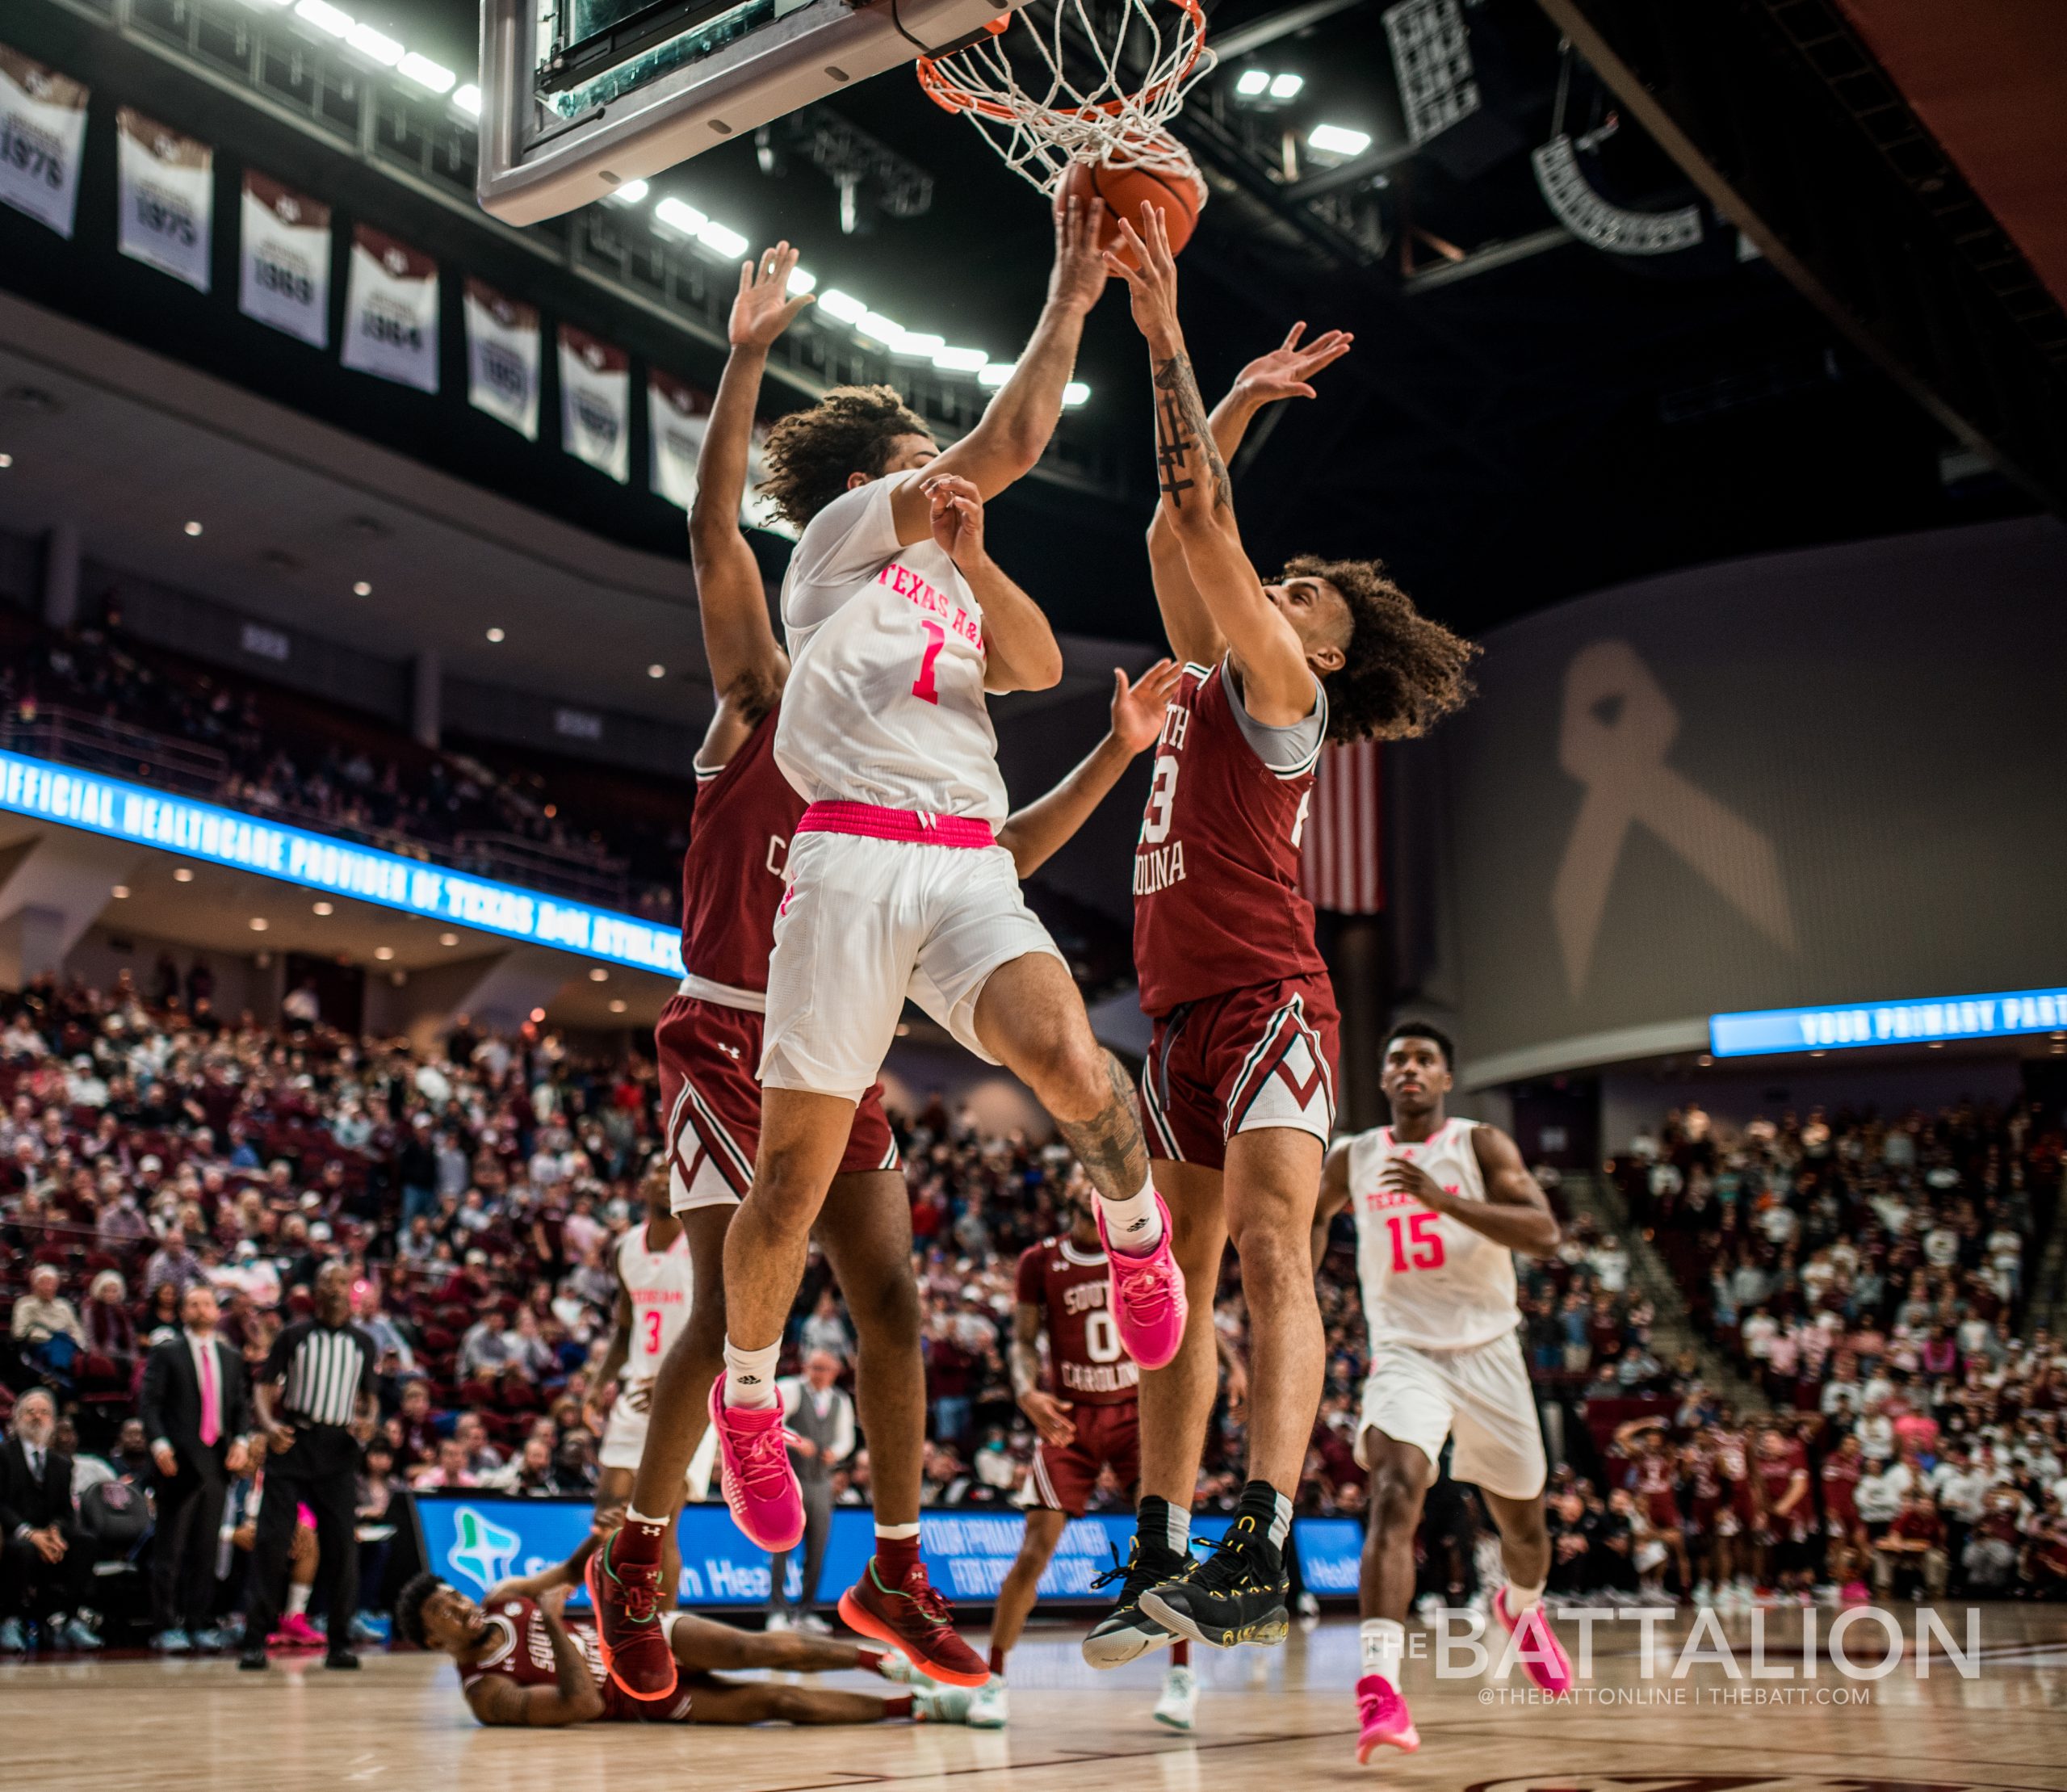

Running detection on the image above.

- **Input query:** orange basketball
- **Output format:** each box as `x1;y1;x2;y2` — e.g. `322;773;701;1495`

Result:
1060;155;1201;268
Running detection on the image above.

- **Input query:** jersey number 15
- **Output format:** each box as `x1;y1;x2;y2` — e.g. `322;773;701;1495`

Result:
1383;1212;1445;1274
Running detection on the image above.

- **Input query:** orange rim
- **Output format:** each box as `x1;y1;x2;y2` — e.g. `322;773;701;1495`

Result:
916;0;1208;132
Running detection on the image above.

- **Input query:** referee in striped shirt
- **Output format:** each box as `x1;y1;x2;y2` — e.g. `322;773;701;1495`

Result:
240;1261;379;1671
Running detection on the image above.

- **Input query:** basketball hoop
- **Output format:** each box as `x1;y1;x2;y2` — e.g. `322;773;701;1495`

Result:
916;0;1215;196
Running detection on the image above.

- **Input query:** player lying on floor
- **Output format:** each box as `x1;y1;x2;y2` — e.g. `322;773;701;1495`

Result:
396;1538;972;1727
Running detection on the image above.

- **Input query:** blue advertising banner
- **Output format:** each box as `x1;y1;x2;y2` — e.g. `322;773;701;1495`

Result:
1709;983;2067;1057
1290;1516;1361;1597
413;1496;1239;1609
0;749;682;976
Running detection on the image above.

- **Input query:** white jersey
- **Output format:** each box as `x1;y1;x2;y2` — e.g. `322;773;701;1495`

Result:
615;1221;693;1379
1348;1118;1520;1352
775;469;1011;829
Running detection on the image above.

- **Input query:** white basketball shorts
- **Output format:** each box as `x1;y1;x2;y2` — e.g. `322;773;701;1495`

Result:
1356;1333;1547;1500
761;829;1063;1102
598;1385;720;1491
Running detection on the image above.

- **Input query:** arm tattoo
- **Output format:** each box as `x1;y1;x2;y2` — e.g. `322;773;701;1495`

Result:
1054;1052;1151;1202
1151;355;1233;514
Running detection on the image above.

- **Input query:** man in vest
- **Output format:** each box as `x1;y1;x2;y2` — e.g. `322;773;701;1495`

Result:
767;1349;857;1632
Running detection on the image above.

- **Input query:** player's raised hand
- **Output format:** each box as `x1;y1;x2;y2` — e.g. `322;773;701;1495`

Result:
1047;191;1112;315
1103;203;1180;341
1109;658;1182;754
538;1580;574;1622
1019;1387;1076;1448
1235;321;1354;406
922;472;987;569
730;241;813;349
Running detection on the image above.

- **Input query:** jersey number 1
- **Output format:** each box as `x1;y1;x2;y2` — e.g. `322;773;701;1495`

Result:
912;619;946;704
1385;1212;1445;1273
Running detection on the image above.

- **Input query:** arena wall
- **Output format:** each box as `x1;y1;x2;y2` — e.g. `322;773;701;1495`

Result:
1396;516;2067;1087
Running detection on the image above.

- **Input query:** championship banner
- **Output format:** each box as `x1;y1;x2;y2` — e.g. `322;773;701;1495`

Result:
116;108;212;292
464;279;540;440
647;368;709;510
558;325;630;482
341;225;439;393
237;172;329;348
0;45;87;238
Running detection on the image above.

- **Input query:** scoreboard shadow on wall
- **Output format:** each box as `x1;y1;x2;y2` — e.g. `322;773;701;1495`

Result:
477;0;1034;225
416;1493;1366;1607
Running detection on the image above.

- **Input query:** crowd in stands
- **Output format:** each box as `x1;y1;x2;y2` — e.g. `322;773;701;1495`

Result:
0;604;690;918
1531;1099;2067;1605
6;963;2063;1651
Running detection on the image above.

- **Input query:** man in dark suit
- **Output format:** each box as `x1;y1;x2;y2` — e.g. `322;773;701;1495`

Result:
1;1387;97;1651
140;1283;251;1652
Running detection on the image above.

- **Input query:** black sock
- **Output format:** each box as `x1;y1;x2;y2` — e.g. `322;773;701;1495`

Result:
1235;1479;1289;1559
1136;1494;1189;1560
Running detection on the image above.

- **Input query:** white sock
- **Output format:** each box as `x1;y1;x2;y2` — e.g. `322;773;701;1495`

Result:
1267;1488;1293;1551
1099;1177;1163;1254
1161;1507;1192;1557
286;1583;312;1619
1361;1617;1405;1685
1505;1579;1545;1615
874;1521;920;1542
723;1338;781;1408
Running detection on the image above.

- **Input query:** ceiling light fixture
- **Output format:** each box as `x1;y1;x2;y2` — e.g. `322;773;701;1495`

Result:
697;220;750;260
294;0;352;38
933;346;987;373
346;22;405;65
647;663;665;678
249;917;269;931
397;51;455;92
816;289;867;324
312;900;333;915
786;267;817;296
375;945;395;960
452;84;481;116
608;999;627;1014
110;884;130;900
173;867;195;883
0;454;12;468
1310;123;1373;157
352;580;371;596
1269;72;1304;99
183;520;203;536
654;196;708;237
1062;381;1091;407
529;1006;547;1023
438;931;459;946
606;178;649;205
484;626;505;642
977;362;1016;388
589;967;609;982
1235;68;1269;96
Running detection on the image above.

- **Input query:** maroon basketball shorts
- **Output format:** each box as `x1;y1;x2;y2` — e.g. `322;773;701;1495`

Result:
655;993;899;1211
1029;1401;1141;1517
1138;975;1340;1172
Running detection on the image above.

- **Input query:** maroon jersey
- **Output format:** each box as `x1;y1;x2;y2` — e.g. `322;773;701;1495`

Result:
1132;659;1328;1016
1758;1440;1811;1535
1016;1236;1139;1405
1821;1453;1861;1527
679;707;804;994
460;1597;693;1723
1635;1453;1680;1529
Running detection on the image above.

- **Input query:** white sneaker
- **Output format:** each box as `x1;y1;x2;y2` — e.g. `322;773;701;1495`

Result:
1153;1664;1198;1731
1692;1583;1713;1606
765;1611;794;1632
799;1613;832;1635
966;1676;1009;1729
916;1682;976;1725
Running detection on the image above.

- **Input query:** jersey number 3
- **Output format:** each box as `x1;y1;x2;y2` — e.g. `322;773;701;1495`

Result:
1384;1212;1445;1273
912;619;946;705
1142;754;1180;843
643;1311;663;1353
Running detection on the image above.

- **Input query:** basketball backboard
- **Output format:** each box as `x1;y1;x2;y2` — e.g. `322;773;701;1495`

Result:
477;0;1030;225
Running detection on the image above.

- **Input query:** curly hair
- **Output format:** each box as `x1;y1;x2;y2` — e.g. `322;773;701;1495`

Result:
1288;556;1478;745
394;1570;444;1648
759;385;933;529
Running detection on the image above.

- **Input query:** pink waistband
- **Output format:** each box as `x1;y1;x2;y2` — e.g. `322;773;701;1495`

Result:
796;801;996;849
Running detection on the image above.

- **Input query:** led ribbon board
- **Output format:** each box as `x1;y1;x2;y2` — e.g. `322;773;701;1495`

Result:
1709;984;2067;1057
0;749;684;977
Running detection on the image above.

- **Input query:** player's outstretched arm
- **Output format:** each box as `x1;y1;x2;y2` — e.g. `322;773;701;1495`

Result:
484;1534;602;1608
890;194;1109;542
1105;206;1318;728
997;659;1180;877
690;243;811;762
1311;1138;1353;1272
1145;322;1352;669
585;1280;634;1431
919;473;1063;693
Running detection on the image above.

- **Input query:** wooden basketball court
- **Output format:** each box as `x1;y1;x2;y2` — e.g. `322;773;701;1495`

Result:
10;1607;2065;1792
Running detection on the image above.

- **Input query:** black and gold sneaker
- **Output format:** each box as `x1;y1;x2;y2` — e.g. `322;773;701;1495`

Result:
1138;1516;1290;1650
1080;1536;1189;1668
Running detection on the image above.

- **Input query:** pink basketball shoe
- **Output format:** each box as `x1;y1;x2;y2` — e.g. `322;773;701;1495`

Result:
1355;1674;1419;1761
1494;1587;1574;1696
709;1376;805;1551
1096;1192;1187;1371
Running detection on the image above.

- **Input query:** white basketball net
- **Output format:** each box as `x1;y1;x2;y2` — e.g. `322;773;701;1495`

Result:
917;0;1216;197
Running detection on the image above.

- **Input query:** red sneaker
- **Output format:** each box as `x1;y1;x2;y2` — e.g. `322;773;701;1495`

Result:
836;1559;989;1688
585;1532;677;1702
1096;1193;1187;1371
1355;1674;1419;1761
1493;1588;1574;1697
